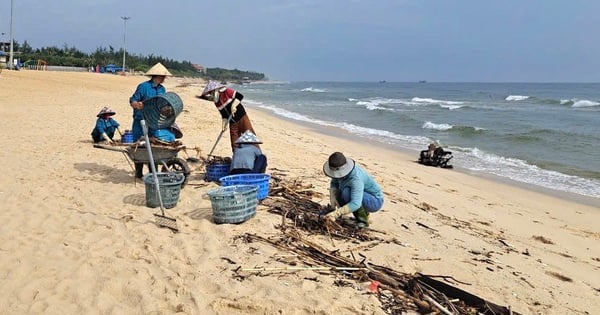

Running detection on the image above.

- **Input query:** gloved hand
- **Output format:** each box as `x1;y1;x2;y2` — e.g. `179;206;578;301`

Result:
221;117;229;131
102;133;114;144
325;205;352;220
329;188;339;208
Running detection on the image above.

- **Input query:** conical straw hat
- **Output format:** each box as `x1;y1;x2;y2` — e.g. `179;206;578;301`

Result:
145;62;172;76
235;130;262;144
96;106;116;117
201;80;226;96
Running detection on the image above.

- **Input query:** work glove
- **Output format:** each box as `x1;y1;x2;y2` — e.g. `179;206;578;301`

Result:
102;133;114;144
329;188;340;208
325;205;352;220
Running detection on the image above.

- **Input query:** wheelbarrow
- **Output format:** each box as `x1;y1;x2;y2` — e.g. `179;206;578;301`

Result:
94;142;191;188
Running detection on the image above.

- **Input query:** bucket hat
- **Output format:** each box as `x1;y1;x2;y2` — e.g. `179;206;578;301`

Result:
323;152;355;179
145;62;172;76
235;130;262;144
201;80;226;97
96;106;116;117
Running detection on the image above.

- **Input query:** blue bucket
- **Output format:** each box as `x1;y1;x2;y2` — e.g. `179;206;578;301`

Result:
219;173;271;201
122;131;134;144
206;163;231;182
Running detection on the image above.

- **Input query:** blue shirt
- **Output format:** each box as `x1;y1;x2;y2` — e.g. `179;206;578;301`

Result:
330;164;383;211
231;144;262;171
130;79;166;140
130;80;166;120
91;117;120;142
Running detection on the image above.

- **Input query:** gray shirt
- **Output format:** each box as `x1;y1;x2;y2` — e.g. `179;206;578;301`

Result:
231;144;262;171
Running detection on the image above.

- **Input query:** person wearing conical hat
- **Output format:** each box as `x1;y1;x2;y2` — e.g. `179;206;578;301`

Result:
322;152;384;228
129;62;172;178
199;80;259;153
91;106;122;144
229;130;267;175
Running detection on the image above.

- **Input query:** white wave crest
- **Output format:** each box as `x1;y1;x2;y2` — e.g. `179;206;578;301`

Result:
505;95;529;101
572;99;599;108
411;97;464;105
422;121;453;131
356;100;395;111
301;87;326;93
440;104;463;110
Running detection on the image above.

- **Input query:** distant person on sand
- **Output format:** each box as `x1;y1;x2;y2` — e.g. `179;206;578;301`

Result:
91;106;122;144
129;62;172;178
199;81;258;152
230;131;267;175
322;152;384;228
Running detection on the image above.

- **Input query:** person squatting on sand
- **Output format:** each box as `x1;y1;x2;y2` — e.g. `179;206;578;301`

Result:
91;106;122;144
229;131;267;175
129;62;172;178
199;81;258;152
323;152;384;228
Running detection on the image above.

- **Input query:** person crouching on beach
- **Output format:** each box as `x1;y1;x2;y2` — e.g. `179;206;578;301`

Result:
129;62;171;178
199;81;258;153
230;131;267;175
91;106;122;144
322;152;384;228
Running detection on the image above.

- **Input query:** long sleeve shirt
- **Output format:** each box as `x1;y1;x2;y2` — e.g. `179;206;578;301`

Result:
330;165;383;212
231;144;262;171
129;80;166;120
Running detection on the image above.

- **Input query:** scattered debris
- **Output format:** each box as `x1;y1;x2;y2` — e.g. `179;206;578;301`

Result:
236;174;521;314
532;235;555;244
545;271;573;282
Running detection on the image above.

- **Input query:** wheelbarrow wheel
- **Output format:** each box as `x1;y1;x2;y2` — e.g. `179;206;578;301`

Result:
161;157;191;188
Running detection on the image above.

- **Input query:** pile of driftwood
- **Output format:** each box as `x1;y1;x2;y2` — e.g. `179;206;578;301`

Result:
264;174;376;241
236;175;519;315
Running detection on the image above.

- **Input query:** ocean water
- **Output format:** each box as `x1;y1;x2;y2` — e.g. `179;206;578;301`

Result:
235;82;600;201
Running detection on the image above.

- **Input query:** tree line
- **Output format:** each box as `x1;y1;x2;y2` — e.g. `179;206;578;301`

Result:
6;40;266;81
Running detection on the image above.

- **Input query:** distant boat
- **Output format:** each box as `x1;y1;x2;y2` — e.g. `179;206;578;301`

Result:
419;80;427;83
379;80;387;83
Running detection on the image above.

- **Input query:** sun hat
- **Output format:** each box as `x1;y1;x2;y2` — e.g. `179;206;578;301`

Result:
201;80;226;97
235;130;262;144
323;152;355;179
96;106;116;117
145;62;172;76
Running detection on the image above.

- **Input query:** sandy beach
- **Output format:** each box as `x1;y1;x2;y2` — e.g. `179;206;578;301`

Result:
0;70;598;315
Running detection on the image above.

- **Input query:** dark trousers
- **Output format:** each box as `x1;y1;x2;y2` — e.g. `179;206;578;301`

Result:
135;163;153;178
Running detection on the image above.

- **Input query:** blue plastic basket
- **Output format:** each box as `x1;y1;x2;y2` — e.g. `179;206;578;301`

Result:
143;172;185;209
207;185;258;224
219;173;271;200
206;163;231;182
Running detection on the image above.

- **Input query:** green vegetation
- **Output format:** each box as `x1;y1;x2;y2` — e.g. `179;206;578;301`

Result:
8;40;266;81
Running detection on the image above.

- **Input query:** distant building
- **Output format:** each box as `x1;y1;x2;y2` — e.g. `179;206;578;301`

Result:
192;64;206;73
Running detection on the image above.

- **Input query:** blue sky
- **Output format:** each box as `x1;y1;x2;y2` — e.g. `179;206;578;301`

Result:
1;0;598;82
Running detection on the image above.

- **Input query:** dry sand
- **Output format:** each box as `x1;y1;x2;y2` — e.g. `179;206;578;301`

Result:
0;70;598;315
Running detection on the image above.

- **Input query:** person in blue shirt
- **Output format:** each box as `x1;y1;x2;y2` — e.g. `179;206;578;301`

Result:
129;62;172;178
323;152;384;227
230;131;267;175
91;106;122;144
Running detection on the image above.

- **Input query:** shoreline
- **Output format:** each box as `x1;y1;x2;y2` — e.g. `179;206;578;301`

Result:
249;105;600;208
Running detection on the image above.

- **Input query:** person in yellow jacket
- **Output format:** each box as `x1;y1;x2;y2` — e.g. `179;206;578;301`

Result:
323;152;384;227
